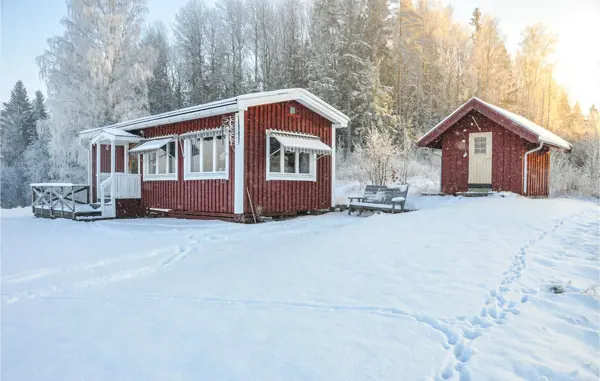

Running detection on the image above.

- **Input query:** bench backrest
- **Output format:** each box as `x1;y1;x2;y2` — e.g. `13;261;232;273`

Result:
362;184;409;204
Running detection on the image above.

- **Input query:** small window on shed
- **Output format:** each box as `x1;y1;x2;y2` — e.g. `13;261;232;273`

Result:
474;137;487;154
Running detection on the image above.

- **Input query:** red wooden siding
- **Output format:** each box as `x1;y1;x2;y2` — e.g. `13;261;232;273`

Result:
98;144;125;173
525;147;550;197
441;110;529;195
136;114;235;215
244;101;332;215
115;199;144;218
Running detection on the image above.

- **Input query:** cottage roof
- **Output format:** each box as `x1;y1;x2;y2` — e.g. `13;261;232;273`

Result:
418;98;571;151
79;89;349;139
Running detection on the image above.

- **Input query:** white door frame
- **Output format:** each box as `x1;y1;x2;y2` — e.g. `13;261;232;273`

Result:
468;132;493;187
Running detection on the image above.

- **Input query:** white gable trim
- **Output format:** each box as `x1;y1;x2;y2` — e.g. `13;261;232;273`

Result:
79;89;349;140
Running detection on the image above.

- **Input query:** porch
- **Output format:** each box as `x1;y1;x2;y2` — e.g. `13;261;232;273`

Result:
32;128;143;220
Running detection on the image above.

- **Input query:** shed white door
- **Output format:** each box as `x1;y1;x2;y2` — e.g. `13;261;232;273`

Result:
468;132;492;185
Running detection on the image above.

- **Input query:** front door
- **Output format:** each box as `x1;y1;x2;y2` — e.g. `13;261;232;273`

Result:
468;132;492;188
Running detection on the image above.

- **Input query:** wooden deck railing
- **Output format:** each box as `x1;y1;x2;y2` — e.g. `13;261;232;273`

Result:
31;183;92;219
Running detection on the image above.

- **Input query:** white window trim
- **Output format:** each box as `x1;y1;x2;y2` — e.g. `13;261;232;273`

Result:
183;135;229;181
143;142;178;182
266;136;317;182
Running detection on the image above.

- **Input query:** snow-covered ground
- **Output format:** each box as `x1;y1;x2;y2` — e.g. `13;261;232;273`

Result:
2;196;599;381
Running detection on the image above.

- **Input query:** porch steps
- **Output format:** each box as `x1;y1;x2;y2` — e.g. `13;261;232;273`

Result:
457;191;493;197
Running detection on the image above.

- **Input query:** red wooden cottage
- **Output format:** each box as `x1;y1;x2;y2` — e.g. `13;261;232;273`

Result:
418;97;571;197
74;89;349;221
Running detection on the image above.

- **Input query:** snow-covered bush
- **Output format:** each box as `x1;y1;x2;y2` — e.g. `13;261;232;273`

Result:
352;127;399;185
336;128;441;194
550;139;599;198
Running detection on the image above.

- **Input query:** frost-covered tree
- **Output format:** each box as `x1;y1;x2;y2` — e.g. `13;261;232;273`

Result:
218;0;247;96
0;81;35;207
37;0;150;181
174;0;208;104
144;22;176;114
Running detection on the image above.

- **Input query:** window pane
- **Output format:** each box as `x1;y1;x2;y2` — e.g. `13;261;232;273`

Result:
215;136;226;171
284;150;296;173
202;137;214;172
129;154;139;174
299;152;310;174
190;139;201;172
269;137;281;173
147;152;156;174
157;149;167;174
167;142;176;173
474;137;486;154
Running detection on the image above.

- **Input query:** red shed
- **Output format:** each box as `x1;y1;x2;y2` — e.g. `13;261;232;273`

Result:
418;98;571;197
77;89;349;221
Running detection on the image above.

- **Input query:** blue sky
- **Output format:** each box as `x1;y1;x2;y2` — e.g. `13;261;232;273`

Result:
1;0;599;110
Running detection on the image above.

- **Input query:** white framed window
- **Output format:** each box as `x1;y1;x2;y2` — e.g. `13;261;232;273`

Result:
266;136;316;181
474;136;487;154
143;141;178;181
184;134;229;180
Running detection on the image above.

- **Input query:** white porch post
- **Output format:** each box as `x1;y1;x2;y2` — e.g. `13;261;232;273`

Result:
88;140;93;187
124;144;128;174
111;139;116;206
95;140;101;201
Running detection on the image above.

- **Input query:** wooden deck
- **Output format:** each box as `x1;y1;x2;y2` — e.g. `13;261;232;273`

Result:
31;183;102;220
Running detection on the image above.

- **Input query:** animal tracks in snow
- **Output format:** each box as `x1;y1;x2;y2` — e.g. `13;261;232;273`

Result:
431;209;593;380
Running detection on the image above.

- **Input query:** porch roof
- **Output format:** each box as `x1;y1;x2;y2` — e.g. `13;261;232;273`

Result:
90;127;142;144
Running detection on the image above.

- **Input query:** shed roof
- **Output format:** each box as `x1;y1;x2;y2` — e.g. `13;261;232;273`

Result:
79;88;349;139
418;98;571;151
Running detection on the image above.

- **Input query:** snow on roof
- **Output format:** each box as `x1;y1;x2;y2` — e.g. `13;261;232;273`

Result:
100;127;140;138
79;89;349;138
419;97;572;151
474;98;572;150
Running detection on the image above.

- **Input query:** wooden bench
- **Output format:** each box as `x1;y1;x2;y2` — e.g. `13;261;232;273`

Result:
348;184;410;215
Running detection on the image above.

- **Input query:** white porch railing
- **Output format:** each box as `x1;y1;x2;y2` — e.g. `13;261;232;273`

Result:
98;173;140;199
114;173;141;199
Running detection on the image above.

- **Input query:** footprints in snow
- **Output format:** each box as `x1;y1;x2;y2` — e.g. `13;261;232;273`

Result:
433;212;584;380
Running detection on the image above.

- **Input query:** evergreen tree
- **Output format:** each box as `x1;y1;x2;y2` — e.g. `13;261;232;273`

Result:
24;91;53;187
0;81;35;207
32;90;49;122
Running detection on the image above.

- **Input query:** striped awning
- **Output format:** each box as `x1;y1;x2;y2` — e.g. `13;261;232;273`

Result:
180;127;228;139
269;131;332;155
128;137;174;154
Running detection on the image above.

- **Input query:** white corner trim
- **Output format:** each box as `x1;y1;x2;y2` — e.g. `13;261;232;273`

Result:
233;111;245;214
331;125;338;207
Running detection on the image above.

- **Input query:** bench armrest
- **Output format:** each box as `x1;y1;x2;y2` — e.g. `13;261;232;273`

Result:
348;197;364;202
